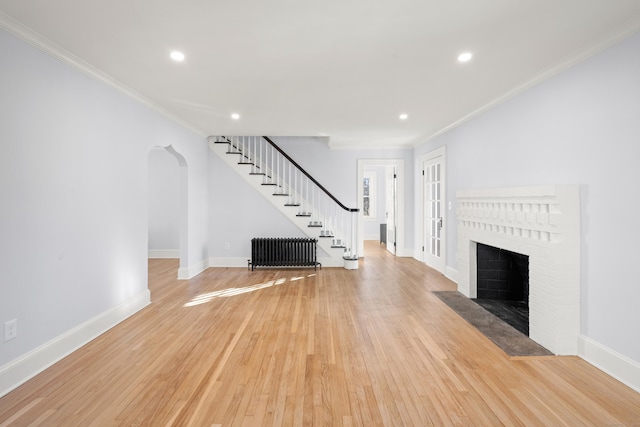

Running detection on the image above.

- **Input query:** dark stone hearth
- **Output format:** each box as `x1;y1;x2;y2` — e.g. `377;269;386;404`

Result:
433;291;552;357
473;299;529;336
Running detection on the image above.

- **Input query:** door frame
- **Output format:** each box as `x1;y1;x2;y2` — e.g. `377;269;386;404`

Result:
420;146;446;273
384;165;397;255
357;159;405;257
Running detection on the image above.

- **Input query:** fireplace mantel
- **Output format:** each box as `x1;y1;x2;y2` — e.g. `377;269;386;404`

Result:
456;185;580;355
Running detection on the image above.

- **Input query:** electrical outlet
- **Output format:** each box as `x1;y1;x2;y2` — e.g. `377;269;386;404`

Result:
4;319;17;342
224;242;230;250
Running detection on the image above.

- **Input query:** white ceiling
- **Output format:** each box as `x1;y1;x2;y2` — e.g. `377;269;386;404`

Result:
2;0;640;148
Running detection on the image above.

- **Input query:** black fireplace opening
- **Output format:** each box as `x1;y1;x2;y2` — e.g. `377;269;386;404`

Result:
474;243;530;336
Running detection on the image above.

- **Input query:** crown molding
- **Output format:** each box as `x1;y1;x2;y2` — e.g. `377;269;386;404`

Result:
0;12;206;138
413;20;640;148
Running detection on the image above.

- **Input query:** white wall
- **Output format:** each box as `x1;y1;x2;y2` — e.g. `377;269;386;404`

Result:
148;148;181;254
414;32;640;368
0;28;208;391
208;149;305;263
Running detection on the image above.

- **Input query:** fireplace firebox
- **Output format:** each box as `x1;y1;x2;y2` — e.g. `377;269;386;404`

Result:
476;243;529;301
475;243;529;335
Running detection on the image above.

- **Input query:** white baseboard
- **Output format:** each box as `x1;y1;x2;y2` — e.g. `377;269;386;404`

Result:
148;249;179;258
208;257;343;269
408;252;459;284
177;259;208;279
578;335;640;393
208;257;249;268
319;257;344;268
445;266;459;285
393;247;413;257
0;289;150;398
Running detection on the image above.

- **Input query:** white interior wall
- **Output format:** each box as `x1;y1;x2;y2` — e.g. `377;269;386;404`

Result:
0;28;208;393
148;148;181;255
208;149;305;264
414;31;640;371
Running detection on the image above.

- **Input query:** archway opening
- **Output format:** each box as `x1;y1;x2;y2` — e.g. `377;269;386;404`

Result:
148;146;188;277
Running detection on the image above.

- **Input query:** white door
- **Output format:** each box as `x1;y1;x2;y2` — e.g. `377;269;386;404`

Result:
385;166;397;255
422;150;446;273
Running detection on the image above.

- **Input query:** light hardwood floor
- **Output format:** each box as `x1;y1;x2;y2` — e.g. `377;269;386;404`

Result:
1;241;639;426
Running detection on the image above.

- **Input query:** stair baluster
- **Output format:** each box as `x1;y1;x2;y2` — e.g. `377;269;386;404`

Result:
210;135;359;266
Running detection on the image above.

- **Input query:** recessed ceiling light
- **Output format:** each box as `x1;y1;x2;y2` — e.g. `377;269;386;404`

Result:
458;52;473;62
231;113;240;120
399;113;408;120
170;51;185;62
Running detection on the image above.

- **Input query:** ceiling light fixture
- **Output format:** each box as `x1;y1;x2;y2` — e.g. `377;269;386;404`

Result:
231;113;240;120
170;51;185;62
458;52;473;63
399;113;408;120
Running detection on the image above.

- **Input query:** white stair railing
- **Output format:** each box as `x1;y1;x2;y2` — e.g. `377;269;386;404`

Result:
212;135;359;260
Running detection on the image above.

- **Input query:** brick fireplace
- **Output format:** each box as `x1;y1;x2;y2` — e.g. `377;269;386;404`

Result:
456;185;580;355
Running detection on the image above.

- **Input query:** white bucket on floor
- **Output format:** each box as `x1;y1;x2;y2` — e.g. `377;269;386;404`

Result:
344;258;359;270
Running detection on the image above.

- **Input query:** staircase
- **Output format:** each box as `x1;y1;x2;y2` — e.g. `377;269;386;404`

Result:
208;136;359;269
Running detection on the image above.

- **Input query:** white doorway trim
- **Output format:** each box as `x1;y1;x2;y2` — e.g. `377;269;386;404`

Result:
357;159;405;257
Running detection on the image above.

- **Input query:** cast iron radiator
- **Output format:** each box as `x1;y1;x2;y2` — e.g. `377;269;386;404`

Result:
249;238;321;271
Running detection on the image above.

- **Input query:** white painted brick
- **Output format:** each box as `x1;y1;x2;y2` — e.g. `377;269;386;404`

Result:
537;212;549;224
549;213;562;225
456;185;580;355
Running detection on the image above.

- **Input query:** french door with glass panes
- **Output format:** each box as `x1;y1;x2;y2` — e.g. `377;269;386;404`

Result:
422;149;446;273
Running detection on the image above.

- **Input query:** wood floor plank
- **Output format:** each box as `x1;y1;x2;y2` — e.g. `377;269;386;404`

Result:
1;242;640;425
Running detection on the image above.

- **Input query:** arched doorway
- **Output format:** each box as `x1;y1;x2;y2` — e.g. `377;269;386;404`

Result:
148;145;188;278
